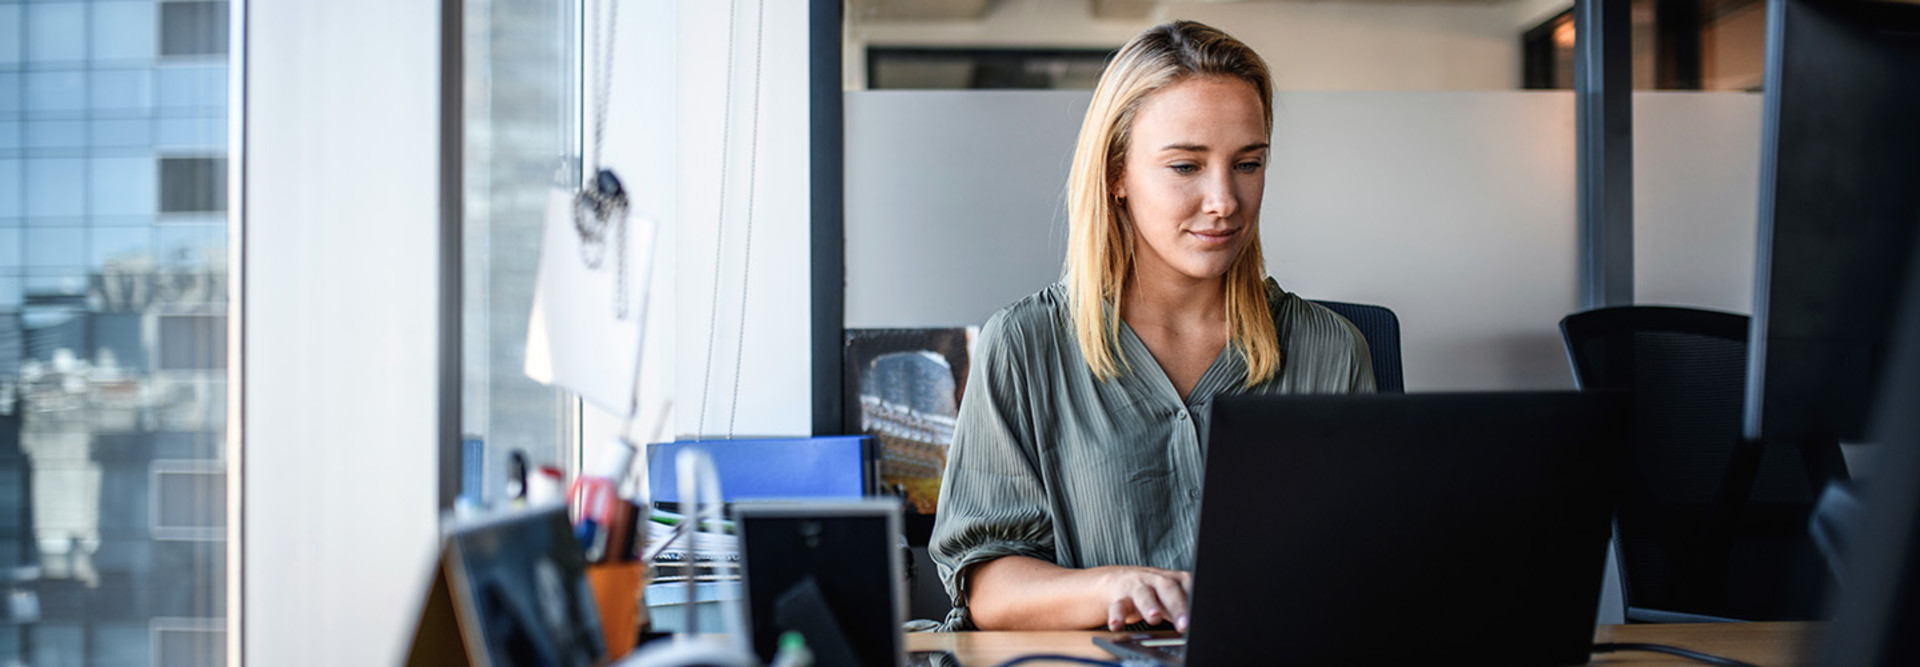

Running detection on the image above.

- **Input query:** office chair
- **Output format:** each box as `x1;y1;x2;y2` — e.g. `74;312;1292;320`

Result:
1561;305;1838;622
1313;300;1404;393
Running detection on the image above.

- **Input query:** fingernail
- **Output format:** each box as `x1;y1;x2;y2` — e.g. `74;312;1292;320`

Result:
1177;615;1189;631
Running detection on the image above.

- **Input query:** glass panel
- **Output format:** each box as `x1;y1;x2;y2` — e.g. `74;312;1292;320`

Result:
89;69;153;112
25;157;82;217
0;120;16;150
90;118;153;149
0;227;19;264
156;315;223;371
0;277;18;310
4;1;232;663
25;70;85;115
25;228;84;269
25;3;85;64
153;223;220;270
153;64;223;111
461;0;578;507
158;2;226;58
29;624;84;667
0;158;20;218
0;5;21;67
89;225;148;272
1520;0;1768;91
0;72;23;116
89;623;151;667
90;1;157;63
91;156;157;216
154;115;221;150
156;157;220;212
24;119;85;150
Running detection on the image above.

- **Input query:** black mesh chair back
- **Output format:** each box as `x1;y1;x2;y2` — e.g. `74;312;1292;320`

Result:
1313;300;1404;394
1561;305;1837;622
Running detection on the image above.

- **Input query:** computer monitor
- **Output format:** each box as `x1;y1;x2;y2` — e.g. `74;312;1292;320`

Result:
1821;233;1920;665
1744;0;1920;446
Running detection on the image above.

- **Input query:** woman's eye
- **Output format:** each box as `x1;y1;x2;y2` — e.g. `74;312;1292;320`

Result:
1235;161;1264;173
1170;163;1198;175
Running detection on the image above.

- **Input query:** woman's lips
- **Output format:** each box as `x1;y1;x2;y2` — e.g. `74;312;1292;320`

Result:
1189;228;1239;245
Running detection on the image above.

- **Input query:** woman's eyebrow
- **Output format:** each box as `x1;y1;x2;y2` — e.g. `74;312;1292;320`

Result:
1158;142;1208;153
1156;142;1271;153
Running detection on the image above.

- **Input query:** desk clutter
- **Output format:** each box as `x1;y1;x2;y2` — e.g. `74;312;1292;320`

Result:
409;436;916;667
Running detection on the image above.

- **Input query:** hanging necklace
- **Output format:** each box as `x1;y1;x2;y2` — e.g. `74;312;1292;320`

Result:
574;0;630;320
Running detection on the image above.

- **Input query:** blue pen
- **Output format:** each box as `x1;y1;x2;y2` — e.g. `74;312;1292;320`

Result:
575;518;600;560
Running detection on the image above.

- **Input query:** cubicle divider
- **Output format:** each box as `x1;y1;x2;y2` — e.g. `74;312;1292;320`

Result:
843;90;1765;392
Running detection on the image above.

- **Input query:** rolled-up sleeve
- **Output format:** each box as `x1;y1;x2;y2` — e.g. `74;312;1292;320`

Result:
929;312;1054;630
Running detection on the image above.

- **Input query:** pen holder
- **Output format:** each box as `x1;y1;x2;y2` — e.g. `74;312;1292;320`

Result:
588;560;647;660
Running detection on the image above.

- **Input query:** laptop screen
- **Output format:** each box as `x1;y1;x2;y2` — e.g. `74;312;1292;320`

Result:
448;506;607;667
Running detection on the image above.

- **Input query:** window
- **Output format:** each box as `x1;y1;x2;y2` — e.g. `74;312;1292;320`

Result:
0;0;231;663
158;157;225;213
159;2;229;58
460;0;580;506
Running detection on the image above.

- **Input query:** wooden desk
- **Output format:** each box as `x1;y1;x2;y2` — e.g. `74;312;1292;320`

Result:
906;622;1816;666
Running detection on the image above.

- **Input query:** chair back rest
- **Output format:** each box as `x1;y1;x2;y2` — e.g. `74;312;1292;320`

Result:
1560;305;1832;621
1313;300;1404;394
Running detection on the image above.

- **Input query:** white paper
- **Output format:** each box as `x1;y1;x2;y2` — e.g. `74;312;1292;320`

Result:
525;187;655;418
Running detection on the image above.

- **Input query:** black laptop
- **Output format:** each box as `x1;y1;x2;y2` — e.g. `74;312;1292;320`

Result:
406;505;606;667
1096;391;1626;666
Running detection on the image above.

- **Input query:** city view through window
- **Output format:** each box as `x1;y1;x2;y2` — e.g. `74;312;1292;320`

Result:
1;1;231;664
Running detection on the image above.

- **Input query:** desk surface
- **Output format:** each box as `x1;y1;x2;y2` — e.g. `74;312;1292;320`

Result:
905;622;1816;666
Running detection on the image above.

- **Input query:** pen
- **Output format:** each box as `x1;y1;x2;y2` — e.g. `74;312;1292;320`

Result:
576;518;602;561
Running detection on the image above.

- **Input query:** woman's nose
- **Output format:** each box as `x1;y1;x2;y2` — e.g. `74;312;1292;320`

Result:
1201;172;1238;219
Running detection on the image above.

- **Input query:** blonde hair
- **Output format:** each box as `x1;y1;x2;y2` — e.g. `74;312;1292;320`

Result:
1064;20;1281;386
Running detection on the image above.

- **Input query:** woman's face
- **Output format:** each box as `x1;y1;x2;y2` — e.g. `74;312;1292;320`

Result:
1115;76;1268;287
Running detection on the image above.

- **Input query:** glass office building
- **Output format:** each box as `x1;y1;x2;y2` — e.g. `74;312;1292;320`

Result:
0;1;230;665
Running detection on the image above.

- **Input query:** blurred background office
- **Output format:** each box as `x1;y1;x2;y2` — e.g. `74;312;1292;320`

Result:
0;0;1871;664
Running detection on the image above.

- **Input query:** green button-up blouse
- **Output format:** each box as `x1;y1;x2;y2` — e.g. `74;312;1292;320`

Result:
930;278;1375;630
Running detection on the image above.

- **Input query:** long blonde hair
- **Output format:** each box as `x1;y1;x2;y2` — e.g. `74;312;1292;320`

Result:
1064;20;1281;386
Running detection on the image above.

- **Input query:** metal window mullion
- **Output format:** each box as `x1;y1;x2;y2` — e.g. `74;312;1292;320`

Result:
1576;0;1635;310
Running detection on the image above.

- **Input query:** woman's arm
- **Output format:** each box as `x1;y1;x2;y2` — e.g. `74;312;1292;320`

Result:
969;555;1193;632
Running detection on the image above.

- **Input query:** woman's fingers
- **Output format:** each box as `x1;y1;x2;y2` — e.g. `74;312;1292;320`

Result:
1130;586;1169;626
1107;598;1139;631
1151;576;1189;629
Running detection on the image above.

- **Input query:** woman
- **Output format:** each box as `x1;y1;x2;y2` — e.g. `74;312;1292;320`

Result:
928;20;1374;633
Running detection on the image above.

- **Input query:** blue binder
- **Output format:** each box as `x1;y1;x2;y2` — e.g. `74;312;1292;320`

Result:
647;436;876;503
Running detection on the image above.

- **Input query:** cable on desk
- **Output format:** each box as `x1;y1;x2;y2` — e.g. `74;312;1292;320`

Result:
992;655;1128;667
1592;642;1762;667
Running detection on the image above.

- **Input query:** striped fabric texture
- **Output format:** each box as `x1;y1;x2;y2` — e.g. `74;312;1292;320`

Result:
931;278;1374;630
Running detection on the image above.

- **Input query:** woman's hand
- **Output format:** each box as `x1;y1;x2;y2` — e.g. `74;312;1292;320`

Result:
1093;565;1193;632
968;556;1194;631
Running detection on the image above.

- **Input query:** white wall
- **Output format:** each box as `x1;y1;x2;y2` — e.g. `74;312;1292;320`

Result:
846;90;1768;391
580;0;815;450
670;0;813;440
244;1;442;664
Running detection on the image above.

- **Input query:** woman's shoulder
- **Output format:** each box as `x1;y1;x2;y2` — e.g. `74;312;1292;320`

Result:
974;284;1074;359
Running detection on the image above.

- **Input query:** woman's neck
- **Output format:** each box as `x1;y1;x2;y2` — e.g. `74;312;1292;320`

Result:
1120;262;1227;331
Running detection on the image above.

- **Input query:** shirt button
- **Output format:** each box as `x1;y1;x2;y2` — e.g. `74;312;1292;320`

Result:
1188;489;1200;500
1176;409;1189;420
